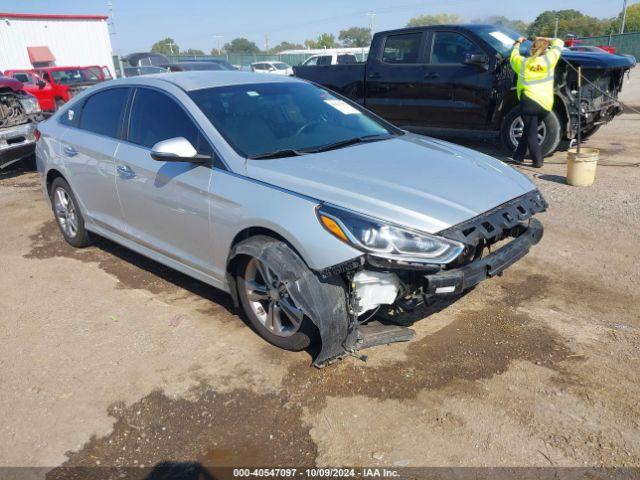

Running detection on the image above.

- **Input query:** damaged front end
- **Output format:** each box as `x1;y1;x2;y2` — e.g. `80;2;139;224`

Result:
314;189;548;366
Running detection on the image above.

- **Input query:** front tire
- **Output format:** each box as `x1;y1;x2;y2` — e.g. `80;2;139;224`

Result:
501;106;562;157
50;177;92;247
235;237;318;351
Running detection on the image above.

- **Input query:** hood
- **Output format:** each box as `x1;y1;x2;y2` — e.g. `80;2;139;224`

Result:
245;133;536;233
561;50;636;69
0;76;24;92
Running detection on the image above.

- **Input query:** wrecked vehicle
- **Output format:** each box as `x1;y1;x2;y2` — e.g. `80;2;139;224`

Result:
0;75;42;170
294;25;635;156
36;72;546;366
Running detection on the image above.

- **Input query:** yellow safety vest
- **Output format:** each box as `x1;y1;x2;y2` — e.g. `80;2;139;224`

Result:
510;39;564;111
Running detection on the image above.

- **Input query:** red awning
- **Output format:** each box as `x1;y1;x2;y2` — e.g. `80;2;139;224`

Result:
27;46;55;64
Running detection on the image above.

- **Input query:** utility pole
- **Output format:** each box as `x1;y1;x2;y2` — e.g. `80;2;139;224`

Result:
620;0;629;34
366;12;376;36
265;33;269;52
213;34;224;56
553;15;559;38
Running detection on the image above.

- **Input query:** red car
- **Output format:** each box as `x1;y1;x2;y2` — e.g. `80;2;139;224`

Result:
85;65;114;81
34;66;102;108
3;70;56;111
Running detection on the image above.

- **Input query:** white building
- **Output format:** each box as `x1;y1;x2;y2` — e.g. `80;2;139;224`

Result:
0;12;115;75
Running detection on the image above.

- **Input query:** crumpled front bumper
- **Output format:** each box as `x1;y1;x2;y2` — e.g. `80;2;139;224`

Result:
424;218;544;296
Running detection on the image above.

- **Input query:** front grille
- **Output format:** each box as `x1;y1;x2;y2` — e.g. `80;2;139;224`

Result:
439;190;547;248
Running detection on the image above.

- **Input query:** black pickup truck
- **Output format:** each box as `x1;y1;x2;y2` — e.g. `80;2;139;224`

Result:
294;24;635;156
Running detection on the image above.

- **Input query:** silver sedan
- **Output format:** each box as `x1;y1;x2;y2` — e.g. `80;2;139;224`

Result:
36;71;546;366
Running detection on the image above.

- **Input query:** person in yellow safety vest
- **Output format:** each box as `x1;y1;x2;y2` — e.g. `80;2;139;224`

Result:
510;35;564;168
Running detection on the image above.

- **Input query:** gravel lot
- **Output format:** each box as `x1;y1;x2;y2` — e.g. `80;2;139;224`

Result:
1;70;639;477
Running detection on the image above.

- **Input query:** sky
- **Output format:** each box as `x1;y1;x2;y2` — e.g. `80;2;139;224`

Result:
0;0;630;54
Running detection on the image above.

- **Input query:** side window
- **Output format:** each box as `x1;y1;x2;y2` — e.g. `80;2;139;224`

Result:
79;88;129;138
304;56;318;66
14;73;31;83
382;33;422;64
317;55;332;65
337;54;357;64
431;32;482;64
128;88;211;155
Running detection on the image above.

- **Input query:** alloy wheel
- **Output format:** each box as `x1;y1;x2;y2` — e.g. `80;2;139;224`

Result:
509;116;547;147
242;257;304;337
53;187;78;238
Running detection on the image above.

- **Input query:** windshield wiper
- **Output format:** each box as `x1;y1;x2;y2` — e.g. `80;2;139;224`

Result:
302;134;394;154
248;149;307;160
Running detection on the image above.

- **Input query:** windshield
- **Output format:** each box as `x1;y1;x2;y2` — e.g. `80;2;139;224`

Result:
50;69;96;84
189;82;397;158
470;26;527;57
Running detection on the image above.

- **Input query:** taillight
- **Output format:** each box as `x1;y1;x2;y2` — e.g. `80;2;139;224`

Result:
34;128;41;141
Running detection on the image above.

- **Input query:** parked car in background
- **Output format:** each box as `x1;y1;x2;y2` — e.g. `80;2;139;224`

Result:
36;72;546;366
294;24;635;156
161;61;225;72
124;52;170;67
124;66;170;77
251;61;293;75
86;65;113;81
35;66;103;109
186;58;237;70
1;75;42;169
4;70;55;111
301;53;359;66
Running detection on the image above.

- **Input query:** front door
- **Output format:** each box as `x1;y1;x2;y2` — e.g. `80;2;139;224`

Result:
420;30;494;128
114;87;215;273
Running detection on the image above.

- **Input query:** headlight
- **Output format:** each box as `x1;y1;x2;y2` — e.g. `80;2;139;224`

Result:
19;94;41;115
317;204;464;264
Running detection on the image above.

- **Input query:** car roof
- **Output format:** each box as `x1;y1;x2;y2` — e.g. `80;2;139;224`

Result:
103;71;306;91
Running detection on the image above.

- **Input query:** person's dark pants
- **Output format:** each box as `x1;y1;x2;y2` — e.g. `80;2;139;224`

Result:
513;95;549;167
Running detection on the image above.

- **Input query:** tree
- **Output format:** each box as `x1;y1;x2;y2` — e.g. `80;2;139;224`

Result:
527;10;612;38
406;13;462;27
473;16;528;33
223;37;261;54
182;48;205;56
151;38;179;56
611;3;640;33
269;41;305;54
305;33;340;49
338;27;372;47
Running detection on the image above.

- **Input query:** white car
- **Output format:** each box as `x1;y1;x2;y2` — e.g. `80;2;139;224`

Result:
300;53;358;66
251;61;293;75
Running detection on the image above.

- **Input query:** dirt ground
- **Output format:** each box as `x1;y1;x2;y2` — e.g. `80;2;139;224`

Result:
1;74;639;477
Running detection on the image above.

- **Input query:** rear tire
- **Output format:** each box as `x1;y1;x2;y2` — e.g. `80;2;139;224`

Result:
49;177;92;248
501;106;562;157
235;236;318;351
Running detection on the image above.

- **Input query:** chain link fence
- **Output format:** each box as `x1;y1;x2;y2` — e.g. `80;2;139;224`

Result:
168;51;368;69
576;32;640;61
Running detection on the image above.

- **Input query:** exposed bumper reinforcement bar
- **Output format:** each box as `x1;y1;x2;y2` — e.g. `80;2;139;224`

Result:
424;218;544;296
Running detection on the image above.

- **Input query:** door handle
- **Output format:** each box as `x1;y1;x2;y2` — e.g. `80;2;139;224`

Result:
423;72;440;79
63;145;78;157
368;72;381;79
116;164;136;179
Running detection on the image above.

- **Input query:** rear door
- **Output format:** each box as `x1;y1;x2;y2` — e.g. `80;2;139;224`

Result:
364;31;429;124
114;87;215;272
421;30;494;128
59;87;130;232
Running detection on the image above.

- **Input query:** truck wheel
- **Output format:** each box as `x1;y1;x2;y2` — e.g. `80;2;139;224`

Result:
235;237;318;351
501;106;562;157
50;177;93;248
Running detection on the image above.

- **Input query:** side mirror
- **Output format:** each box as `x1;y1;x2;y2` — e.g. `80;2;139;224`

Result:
150;137;209;163
464;53;489;68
